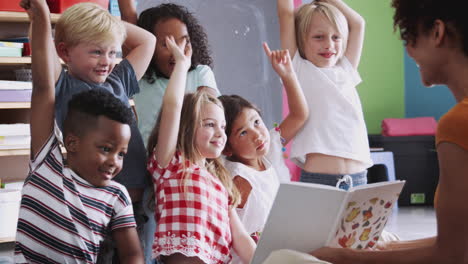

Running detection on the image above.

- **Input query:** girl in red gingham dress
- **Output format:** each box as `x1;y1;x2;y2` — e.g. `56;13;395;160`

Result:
146;35;256;264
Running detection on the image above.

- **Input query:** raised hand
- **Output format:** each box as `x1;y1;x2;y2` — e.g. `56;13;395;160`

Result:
166;35;192;72
19;0;50;20
263;42;294;80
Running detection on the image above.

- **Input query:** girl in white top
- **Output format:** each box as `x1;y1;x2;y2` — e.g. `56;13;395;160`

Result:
278;0;372;189
219;43;308;263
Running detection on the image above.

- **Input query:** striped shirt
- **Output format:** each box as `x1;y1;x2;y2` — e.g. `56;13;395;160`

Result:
14;129;136;264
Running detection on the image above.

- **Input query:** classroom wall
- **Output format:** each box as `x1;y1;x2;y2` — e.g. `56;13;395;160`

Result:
404;52;456;120
348;1;455;130
345;0;405;134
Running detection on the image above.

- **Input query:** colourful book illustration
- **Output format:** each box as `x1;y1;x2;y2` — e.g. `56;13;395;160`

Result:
251;181;405;264
328;188;399;249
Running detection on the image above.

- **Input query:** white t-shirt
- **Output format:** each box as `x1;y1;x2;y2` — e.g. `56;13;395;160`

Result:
224;129;289;234
134;65;218;145
290;53;373;169
224;129;290;264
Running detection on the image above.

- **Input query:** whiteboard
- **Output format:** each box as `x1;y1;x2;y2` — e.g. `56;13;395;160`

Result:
137;0;282;127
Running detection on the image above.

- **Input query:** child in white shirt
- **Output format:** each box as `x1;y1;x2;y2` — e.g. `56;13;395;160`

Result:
220;43;308;263
278;0;372;189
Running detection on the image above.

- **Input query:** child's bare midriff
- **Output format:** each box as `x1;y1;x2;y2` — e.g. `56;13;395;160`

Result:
303;153;367;175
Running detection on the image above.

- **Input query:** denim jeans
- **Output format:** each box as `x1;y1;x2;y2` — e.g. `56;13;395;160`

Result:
300;170;368;190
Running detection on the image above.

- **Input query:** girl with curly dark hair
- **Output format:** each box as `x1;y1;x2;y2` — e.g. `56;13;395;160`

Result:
137;3;214;81
132;3;219;147
309;0;468;263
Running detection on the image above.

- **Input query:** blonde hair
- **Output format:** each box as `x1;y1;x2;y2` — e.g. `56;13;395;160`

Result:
295;1;349;60
55;3;126;47
148;91;241;209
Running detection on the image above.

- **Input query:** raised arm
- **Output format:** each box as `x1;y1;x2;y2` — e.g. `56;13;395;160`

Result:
20;0;57;157
153;36;191;167
122;21;156;80
118;0;137;25
323;0;365;68
230;209;256;264
263;43;308;145
25;0;62;85
277;0;298;57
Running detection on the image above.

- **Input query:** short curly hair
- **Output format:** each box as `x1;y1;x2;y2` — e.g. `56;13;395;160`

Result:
392;0;468;56
137;3;213;83
63;89;134;137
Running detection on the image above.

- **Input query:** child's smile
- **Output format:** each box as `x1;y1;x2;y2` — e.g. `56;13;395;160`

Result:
62;41;120;84
304;13;343;68
195;102;227;160
67;116;131;187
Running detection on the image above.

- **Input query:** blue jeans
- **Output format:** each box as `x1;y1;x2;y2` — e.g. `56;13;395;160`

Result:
142;186;158;264
300;170;368;190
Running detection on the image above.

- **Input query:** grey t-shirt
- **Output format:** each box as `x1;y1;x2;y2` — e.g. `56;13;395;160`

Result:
55;59;148;189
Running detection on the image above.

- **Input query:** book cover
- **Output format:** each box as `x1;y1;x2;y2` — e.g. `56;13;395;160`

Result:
0;81;32;90
251;181;405;264
0;124;30;150
0;41;24;48
0;46;22;57
0;89;32;102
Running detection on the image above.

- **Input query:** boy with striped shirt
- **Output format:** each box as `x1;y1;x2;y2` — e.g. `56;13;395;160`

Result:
14;0;145;262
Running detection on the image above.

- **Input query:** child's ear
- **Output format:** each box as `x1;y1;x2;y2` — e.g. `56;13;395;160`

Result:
64;134;79;153
56;42;70;62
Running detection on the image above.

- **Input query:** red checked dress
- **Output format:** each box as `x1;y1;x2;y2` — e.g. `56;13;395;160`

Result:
148;151;232;264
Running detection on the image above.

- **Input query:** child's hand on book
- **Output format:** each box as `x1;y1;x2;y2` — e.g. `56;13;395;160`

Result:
166;35;192;72
311;247;349;264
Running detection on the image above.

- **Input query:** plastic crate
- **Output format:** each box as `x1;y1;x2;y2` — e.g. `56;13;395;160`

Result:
46;0;109;13
0;0;25;12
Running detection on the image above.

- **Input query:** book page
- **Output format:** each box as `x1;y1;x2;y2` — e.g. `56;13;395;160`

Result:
327;181;404;249
252;182;347;264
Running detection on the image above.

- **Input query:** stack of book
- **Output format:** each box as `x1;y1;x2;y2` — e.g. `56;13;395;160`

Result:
0;123;30;150
0;41;23;57
0;80;32;102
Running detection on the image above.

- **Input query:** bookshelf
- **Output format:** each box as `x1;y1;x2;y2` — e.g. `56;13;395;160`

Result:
0;237;15;243
0;12;43;188
0;11;60;23
0;148;29;157
0;102;30;109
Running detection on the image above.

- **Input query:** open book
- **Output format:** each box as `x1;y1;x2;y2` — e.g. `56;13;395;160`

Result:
251;181;405;264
